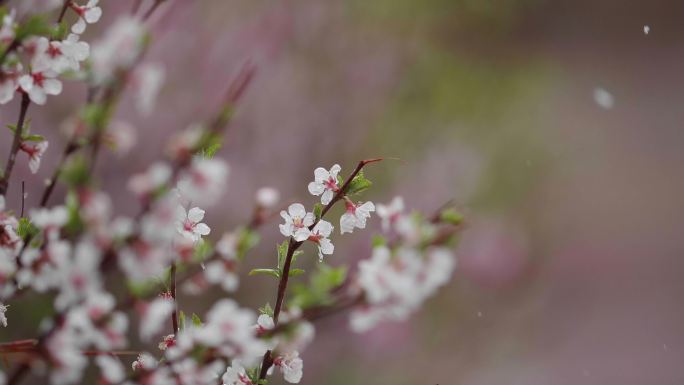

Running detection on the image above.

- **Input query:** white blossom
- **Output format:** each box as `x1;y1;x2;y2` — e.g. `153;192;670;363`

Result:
0;303;7;327
275;351;303;384
195;299;267;366
91;16;145;85
71;0;103;34
376;196;404;232
19;141;48;174
308;220;334;261
256;187;279;208
175;205;210;242
340;200;375;234
133;63;165;115
177;158;229;206
307;164;341;205
140;296;174;341
279;203;313;241
132;352;158;371
0;59;22;105
19;67;62;105
95;356;125;384
221;362;252;385
128;162;172;199
205;232;239;292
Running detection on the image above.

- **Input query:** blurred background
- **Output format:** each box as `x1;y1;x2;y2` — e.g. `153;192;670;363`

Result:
2;0;684;384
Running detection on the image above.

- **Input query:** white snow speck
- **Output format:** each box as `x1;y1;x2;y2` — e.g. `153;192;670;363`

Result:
593;88;614;109
644;25;650;35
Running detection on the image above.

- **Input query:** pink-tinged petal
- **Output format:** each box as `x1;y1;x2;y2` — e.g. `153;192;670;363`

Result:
187;207;205;222
340;213;355;234
194;223;210;236
288;203;306;218
318;238;334;257
302;213;315;227
18;75;33;92
280;210;291;223
314;220;333;237
307;181;324;196
85;7;102;23
293;228;311;242
175;205;187;221
279;223;292;237
321;189;333;205
43;78;62;95
329;164;341;178
313;167;329;183
359;201;375;213
28;87;46;105
29;156;40;174
72;18;86;34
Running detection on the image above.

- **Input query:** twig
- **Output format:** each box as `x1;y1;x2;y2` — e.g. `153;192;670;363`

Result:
20;181;25;217
170;262;179;335
258;158;382;380
57;0;71;23
0;94;31;196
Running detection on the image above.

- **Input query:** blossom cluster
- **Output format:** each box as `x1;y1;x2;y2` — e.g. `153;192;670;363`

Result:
0;3;463;385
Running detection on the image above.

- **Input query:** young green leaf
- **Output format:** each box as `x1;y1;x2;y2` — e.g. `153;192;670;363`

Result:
178;311;186;331
346;170;372;195
191;313;202;327
249;268;280;278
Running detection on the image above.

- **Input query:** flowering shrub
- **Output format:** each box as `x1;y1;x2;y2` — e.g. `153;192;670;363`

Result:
0;2;463;385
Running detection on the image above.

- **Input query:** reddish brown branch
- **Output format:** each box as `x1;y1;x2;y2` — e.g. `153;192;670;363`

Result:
0;94;30;196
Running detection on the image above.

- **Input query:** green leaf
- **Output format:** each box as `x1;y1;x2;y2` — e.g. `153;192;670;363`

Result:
178;311;186;331
192;239;213;263
191;313;202;327
236;227;260;260
59;155;90;187
196;132;222;159
15;15;52;40
289;263;347;309
289;268;305;277
276;240;289;271
440;208;464;226
16;217;39;240
51;21;68;41
249;268;280;278
371;235;387;248
81;103;111;130
258;303;274;317
23;134;45;142
62;191;84;236
313;203;323;221
346;170;372;195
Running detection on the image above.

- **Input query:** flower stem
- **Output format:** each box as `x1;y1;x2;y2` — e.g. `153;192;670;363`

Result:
258;158;382;380
0;94;31;196
170;262;179;335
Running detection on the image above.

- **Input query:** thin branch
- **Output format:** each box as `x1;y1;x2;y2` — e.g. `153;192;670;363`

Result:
170;262;179;335
0;94;31;196
20;181;25;217
258;158;382;380
57;0;72;23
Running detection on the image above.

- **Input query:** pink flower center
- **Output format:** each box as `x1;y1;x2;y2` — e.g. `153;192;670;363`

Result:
345;200;357;213
324;176;339;191
183;219;195;232
32;72;45;87
292;216;304;228
307;233;322;244
20;143;38;157
47;44;62;58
